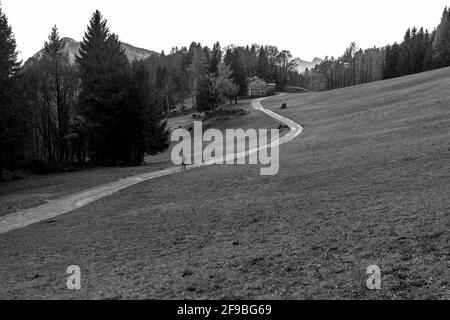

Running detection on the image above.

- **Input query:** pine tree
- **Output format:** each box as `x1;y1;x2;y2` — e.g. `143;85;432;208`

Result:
0;4;19;80
155;65;170;117
256;46;270;80
189;46;209;108
43;26;72;162
0;3;23;180
223;48;233;67
196;74;218;112
227;48;248;100
433;7;450;67
398;28;415;76
424;30;436;71
76;10;130;165
76;10;109;74
384;43;400;79
126;61;169;164
250;45;258;76
208;42;222;75
383;45;392;79
413;27;427;73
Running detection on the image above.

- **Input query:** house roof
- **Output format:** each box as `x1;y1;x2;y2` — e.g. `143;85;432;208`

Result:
249;76;265;83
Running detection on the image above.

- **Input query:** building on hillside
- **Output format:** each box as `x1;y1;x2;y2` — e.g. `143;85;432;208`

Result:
248;77;267;97
247;77;277;97
266;83;276;95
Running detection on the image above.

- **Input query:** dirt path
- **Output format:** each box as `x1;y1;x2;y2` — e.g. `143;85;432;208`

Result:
0;96;303;235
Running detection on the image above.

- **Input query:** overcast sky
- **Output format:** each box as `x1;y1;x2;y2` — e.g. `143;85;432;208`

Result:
2;0;449;62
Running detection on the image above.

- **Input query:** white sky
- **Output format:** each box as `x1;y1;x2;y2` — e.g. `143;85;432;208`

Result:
2;0;449;62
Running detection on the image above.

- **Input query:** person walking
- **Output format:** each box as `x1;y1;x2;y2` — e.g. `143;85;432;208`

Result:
181;155;187;171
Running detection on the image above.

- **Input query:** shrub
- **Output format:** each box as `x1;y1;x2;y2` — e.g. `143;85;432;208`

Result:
27;159;76;175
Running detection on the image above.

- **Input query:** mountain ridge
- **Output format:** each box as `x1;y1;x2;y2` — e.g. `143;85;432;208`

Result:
24;37;158;66
294;57;323;73
26;38;322;75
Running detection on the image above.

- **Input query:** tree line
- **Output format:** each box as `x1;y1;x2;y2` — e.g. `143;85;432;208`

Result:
145;43;300;114
303;6;450;91
0;9;170;179
0;6;303;179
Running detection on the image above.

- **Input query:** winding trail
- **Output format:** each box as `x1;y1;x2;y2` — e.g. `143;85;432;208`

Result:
0;96;303;235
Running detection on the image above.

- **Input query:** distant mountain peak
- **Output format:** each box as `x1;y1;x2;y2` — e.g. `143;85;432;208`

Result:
294;57;323;73
25;38;157;67
61;37;76;42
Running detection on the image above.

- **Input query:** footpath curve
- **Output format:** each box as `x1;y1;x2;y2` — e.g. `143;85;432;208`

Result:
0;95;304;235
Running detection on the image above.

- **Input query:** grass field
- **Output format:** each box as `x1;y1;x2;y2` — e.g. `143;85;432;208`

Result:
0;99;278;218
1;68;449;299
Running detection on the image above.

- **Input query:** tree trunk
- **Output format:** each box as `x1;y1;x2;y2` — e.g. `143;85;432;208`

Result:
0;146;4;182
55;61;66;163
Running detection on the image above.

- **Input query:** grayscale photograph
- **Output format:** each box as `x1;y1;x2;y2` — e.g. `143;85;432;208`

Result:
0;0;449;305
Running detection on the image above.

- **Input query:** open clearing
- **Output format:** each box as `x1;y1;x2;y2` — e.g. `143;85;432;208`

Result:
0;99;278;218
0;97;299;234
1;68;449;299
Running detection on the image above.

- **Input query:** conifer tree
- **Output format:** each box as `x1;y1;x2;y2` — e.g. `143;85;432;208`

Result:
398;28;414;76
155;65;170;116
0;3;23;180
208;42;222;75
413;27;427;73
43;26;72;162
383;43;400;79
189;46;209;108
76;10;130;165
125;61;169;164
433;7;450;67
424;31;436;71
226;48;248;100
256;46;270;80
223;48;233;67
196;75;218;112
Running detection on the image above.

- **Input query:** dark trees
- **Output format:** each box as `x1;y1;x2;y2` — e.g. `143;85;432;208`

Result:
76;10;168;165
125;61;169;164
42;26;79;163
433;7;450;68
77;11;130;165
0;4;24;180
307;5;450;92
384;43;400;79
225;48;248;99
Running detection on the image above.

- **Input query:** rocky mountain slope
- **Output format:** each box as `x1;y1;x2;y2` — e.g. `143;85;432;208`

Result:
294;57;323;73
25;37;157;66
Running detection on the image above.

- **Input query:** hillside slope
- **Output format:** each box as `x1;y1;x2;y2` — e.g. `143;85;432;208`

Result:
1;68;449;299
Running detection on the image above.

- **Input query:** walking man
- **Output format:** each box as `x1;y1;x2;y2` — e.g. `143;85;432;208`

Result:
181;155;187;171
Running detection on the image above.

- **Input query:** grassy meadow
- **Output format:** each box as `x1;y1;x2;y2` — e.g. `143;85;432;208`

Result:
1;68;449;299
